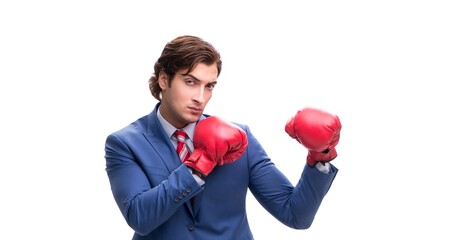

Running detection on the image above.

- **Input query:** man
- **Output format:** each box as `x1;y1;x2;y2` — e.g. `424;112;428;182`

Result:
105;35;342;239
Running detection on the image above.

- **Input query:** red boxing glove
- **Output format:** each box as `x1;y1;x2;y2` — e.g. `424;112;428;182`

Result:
285;107;342;167
184;116;248;176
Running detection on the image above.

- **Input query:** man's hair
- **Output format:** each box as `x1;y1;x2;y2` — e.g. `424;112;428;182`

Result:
149;35;222;101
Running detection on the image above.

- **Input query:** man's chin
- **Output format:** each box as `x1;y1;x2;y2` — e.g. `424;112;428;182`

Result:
183;113;201;124
187;116;201;123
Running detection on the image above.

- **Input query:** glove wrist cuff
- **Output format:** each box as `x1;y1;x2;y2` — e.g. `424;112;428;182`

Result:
307;148;337;166
184;149;217;176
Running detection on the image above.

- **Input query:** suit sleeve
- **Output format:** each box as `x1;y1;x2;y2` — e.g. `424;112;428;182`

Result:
245;126;338;229
104;133;202;235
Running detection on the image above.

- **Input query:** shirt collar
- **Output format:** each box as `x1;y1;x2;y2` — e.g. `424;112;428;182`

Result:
157;106;196;141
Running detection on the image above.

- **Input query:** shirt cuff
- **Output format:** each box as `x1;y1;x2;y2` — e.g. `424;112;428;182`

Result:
315;162;331;174
187;167;205;186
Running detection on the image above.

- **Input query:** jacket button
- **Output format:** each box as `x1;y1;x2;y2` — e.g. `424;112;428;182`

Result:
186;188;191;193
178;194;183;200
187;224;195;231
174;197;179;203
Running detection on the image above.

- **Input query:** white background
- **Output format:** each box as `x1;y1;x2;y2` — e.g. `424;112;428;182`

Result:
1;0;456;239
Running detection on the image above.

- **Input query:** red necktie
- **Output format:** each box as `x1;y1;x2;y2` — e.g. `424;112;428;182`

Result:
173;130;196;204
174;130;190;162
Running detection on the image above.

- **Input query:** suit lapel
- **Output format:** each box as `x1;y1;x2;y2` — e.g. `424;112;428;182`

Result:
143;105;182;173
142;104;197;216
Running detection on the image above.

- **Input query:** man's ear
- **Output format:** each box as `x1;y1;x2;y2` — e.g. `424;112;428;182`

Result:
158;72;168;90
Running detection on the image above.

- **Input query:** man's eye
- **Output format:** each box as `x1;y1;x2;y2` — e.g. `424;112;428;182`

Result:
207;84;216;90
186;79;195;85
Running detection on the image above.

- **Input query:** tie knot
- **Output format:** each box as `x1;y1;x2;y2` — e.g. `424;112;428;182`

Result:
173;130;190;162
174;130;187;142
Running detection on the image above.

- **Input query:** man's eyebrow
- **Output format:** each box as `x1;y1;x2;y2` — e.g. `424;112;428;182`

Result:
184;73;201;82
182;73;217;85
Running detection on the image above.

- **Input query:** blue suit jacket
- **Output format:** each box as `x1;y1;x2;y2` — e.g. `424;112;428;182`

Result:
105;103;338;240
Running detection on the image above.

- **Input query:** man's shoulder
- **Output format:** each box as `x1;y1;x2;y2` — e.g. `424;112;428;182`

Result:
108;114;150;137
201;113;248;129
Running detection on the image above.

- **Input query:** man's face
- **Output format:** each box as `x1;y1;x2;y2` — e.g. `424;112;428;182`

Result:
159;62;218;129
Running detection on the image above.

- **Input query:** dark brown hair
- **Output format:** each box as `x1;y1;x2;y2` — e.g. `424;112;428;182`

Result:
148;35;222;101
